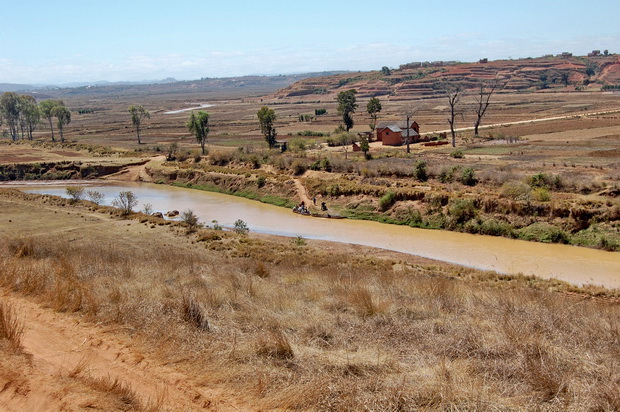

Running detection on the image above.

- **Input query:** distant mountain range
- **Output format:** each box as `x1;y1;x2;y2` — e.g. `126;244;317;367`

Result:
0;72;348;97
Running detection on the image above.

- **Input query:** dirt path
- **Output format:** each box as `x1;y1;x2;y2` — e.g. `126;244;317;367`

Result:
427;108;620;135
293;178;313;207
103;155;166;182
0;292;245;411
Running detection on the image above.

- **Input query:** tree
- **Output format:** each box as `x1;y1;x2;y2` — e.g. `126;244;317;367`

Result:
128;105;150;144
359;134;370;159
186;111;210;154
366;97;382;132
112;191;138;215
0;92;20;141
39;100;63;142
51;105;71;142
337;89;357;132
473;80;500;136
66;186;84;203
402;104;418;154
19;95;40;140
445;85;462;147
381;66;391;76
257;106;277;148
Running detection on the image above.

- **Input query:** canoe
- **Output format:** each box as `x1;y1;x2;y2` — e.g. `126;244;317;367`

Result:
293;209;346;219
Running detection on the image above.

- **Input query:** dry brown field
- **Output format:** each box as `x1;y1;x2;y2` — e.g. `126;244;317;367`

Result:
1;190;619;411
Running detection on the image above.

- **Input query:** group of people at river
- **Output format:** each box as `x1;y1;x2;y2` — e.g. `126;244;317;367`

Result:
292;198;328;215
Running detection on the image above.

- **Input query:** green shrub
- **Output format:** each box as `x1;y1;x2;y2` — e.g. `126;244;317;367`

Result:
379;191;396;212
256;175;266;188
461;168;478;186
320;158;332;172
448;199;477;224
413;160;428;182
233;219;249;235
438;166;459;183
450;149;464;158
532;187;551;202
479;219;515;237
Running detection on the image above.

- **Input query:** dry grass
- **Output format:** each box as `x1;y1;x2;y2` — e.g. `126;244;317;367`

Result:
1;196;620;410
0;302;23;350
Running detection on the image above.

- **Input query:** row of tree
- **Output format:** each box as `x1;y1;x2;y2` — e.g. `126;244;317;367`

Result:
0;92;71;142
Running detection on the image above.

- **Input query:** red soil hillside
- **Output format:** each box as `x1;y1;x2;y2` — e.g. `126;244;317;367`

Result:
273;55;620;100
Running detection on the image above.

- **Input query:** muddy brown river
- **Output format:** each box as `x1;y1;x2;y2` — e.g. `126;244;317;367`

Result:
11;181;620;289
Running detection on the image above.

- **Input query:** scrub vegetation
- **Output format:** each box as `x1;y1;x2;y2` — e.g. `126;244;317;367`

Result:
0;189;619;410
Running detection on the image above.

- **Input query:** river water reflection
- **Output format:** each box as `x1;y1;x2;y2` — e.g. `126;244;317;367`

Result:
11;180;620;289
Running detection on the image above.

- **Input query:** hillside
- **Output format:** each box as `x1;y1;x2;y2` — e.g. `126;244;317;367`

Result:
3;71;347;100
274;54;620;99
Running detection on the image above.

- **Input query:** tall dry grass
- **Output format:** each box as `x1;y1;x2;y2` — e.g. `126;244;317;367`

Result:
0;301;23;351
1;228;619;410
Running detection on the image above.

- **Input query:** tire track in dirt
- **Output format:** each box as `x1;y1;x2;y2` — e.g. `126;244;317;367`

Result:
1;293;248;411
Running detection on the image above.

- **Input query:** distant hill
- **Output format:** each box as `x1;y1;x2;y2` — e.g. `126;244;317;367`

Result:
0;83;35;92
0;72;349;99
273;55;620;100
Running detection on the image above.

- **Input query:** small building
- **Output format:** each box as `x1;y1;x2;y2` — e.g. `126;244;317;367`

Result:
376;121;422;146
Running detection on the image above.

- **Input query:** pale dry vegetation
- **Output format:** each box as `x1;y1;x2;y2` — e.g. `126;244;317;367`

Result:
1;223;619;410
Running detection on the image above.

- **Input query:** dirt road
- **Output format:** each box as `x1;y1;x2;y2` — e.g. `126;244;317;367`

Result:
0;293;245;411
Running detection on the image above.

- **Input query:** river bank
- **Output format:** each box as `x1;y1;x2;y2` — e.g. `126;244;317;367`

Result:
7;182;620;290
1;187;619;410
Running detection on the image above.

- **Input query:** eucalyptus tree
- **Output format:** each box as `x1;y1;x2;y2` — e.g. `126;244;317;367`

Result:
128;105;150;144
337;89;357;131
257;106;277;148
0;92;20;140
39;99;64;141
186;110;210;154
366;97;382;131
52;105;71;142
19;95;40;140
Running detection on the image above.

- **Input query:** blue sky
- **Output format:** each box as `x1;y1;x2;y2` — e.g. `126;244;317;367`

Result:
2;0;618;84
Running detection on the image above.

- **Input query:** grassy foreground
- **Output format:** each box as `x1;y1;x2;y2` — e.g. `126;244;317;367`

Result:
1;189;619;410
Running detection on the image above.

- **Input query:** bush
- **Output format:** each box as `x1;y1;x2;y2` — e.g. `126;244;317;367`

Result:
87;190;105;205
413;160;428;182
450;149;464;158
290;159;308;176
112;191;138;215
448;199;477;225
233;219;249;235
500;182;531;201
320;158;332;172
438;166;459;183
532;187;551;202
379;191;396;212
181;209;201;232
529;173;563;190
256;175;266;188
66;186;84;203
461;168;478;186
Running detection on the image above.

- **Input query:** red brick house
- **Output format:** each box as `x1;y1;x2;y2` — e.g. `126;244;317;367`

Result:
376;121;421;146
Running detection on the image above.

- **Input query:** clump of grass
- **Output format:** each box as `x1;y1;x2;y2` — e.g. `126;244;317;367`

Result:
0;302;24;350
181;292;210;331
254;261;270;278
257;330;294;360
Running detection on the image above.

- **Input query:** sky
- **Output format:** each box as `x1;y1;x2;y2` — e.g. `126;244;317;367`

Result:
2;0;619;85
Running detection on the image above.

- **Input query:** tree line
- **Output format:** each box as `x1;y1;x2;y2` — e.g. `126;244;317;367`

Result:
0;92;71;142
